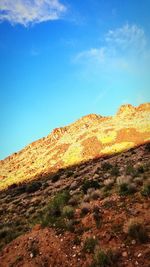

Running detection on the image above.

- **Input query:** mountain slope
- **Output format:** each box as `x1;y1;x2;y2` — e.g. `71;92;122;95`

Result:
0;143;150;267
0;103;150;190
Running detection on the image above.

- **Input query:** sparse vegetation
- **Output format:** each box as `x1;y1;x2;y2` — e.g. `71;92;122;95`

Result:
62;205;74;219
126;164;136;176
91;249;118;267
119;183;137;195
82;179;100;194
141;182;150;197
41;190;70;229
126;219;148;243
137;165;144;174
83;237;98;253
111;165;119;176
0;225;24;251
0;142;150;266
93;205;101;228
51;174;60;182
101;162;112;171
26;181;42;193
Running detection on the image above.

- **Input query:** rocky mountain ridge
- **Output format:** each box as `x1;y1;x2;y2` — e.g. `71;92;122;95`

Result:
0;103;150;190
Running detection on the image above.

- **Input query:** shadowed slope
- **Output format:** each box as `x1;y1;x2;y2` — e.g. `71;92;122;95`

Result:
0;143;150;267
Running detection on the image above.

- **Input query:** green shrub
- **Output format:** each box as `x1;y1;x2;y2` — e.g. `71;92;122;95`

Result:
137;165;144;174
0;226;23;250
126;164;136;176
111;165;119;176
91;249;118;267
65;219;75;232
119;183;136;196
141;183;150;197
83;237;98;253
51;174;60;182
41;190;70;228
26;181;42;193
62;206;74;219
82;179;100;194
93;206;101;228
127;221;148;243
66;170;74;178
101;162;112;171
73;236;81;245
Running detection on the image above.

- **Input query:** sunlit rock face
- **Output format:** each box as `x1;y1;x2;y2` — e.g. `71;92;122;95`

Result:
0;103;150;190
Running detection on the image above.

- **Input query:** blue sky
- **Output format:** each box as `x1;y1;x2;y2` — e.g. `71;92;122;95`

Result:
0;0;150;159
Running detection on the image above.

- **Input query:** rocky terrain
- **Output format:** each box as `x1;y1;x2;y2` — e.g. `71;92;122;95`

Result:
0;103;150;190
0;102;150;267
0;143;150;267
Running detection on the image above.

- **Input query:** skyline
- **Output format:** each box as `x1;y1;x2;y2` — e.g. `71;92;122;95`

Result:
0;0;150;159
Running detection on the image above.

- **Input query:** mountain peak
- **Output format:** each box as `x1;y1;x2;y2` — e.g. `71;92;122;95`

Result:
117;103;150;117
117;104;135;116
75;113;103;125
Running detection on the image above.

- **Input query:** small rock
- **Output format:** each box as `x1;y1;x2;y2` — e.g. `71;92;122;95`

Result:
131;240;136;245
30;253;34;258
137;253;142;258
122;251;128;257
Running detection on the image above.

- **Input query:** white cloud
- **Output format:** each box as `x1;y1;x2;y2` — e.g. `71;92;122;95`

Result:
75;48;105;63
74;23;150;75
0;0;67;26
105;23;147;54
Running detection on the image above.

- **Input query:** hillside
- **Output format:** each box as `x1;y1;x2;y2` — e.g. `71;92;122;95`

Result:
0;103;150;190
0;143;150;267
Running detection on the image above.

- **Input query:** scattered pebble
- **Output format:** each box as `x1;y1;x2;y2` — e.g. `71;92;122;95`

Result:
131;240;136;245
30;253;34;258
122;251;128;257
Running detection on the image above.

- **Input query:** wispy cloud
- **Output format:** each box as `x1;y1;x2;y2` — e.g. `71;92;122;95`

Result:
0;0;67;26
74;23;150;105
75;23;148;66
75;48;106;63
105;24;147;56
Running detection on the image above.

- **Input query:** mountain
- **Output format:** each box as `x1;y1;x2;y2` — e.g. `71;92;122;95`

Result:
0;103;150;190
0;103;150;267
